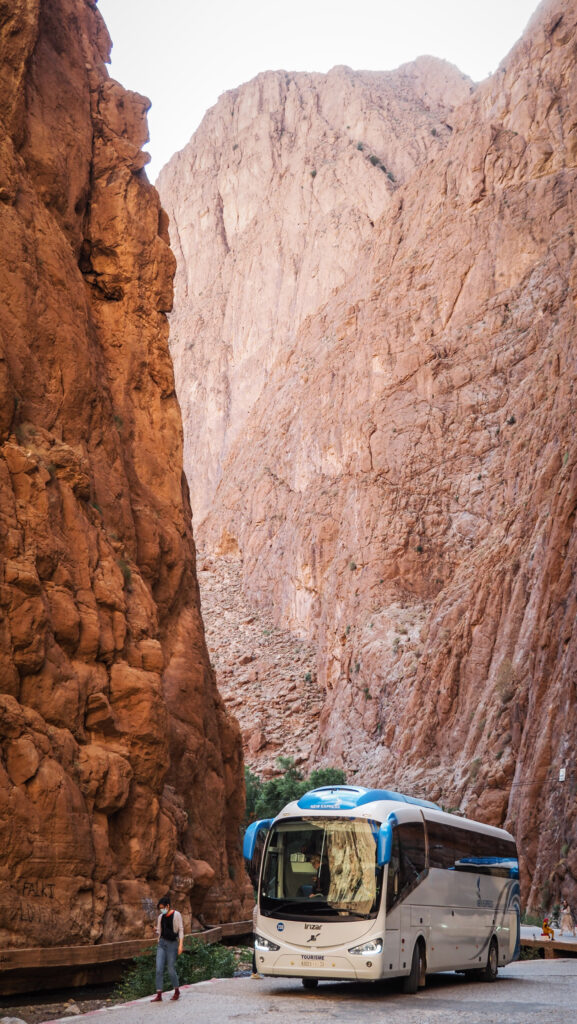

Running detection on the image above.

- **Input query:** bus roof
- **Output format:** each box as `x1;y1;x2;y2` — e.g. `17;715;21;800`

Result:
286;785;440;814
274;786;515;842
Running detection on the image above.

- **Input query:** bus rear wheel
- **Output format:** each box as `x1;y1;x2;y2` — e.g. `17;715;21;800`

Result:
402;939;426;994
302;978;318;990
480;937;498;982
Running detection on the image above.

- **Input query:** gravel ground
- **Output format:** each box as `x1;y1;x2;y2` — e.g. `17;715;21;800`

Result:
4;960;577;1024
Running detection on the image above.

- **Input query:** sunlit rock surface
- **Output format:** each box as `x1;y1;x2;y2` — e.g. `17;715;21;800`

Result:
0;0;251;948
160;0;577;910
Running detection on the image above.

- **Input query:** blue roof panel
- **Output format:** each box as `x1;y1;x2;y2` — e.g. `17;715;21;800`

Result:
296;786;440;812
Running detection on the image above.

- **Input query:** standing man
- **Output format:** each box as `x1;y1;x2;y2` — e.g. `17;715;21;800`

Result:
151;894;184;1002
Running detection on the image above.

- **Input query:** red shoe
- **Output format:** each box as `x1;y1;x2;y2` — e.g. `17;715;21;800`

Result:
170;988;180;1001
151;992;162;1002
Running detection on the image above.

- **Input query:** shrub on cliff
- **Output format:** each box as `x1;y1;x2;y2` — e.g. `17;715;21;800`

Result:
245;757;346;824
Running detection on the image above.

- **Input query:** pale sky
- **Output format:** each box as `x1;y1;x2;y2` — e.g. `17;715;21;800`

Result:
98;0;541;182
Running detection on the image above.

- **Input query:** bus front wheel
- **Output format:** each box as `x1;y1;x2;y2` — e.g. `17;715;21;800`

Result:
402;939;426;994
302;977;318;990
480;938;498;982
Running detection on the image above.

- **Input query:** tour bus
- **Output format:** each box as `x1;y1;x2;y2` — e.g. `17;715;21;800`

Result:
243;785;520;992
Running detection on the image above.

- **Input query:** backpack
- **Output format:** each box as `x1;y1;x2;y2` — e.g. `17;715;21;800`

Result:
160;910;177;941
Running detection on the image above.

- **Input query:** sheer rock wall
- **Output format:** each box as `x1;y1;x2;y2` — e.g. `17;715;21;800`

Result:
160;0;577;910
158;59;472;523
0;0;251;948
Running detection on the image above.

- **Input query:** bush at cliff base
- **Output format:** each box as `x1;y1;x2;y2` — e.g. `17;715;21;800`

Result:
113;938;236;1000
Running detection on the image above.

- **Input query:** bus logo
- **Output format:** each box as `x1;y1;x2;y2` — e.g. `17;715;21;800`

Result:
277;922;285;932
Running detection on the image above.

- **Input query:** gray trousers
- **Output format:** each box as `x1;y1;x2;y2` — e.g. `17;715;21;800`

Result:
156;937;179;990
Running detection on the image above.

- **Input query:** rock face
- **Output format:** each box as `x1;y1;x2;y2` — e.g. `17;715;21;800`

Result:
157;60;473;523
198;552;323;776
0;0;251;949
160;0;577;911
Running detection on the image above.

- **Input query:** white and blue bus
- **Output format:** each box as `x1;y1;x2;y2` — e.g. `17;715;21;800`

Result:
244;785;520;992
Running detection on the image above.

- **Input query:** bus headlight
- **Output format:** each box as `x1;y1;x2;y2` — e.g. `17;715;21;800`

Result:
348;938;383;955
255;934;280;951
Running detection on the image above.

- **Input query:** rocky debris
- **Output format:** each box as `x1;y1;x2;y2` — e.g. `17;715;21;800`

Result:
159;0;577;910
198;554;324;777
0;0;251;949
0;994;112;1024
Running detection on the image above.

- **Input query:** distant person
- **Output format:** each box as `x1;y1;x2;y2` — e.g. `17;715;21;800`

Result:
560;899;576;937
541;916;555;940
151;894;184;1002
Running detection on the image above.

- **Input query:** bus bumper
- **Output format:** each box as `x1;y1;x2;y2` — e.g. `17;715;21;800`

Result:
254;949;384;981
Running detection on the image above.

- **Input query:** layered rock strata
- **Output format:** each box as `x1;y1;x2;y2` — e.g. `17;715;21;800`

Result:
0;0;251;949
161;0;577;910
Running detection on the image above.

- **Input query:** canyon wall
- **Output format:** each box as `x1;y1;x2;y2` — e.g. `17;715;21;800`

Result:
158;59;473;523
160;0;577;910
0;0;251;949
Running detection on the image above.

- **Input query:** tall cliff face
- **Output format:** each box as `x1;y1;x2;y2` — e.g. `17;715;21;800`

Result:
0;0;251;948
157;60;472;523
160;0;577;910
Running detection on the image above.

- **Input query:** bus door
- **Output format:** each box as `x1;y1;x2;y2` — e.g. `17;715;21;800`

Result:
384;820;427;970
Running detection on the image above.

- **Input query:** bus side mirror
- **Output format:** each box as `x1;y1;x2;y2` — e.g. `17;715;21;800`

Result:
243;819;273;861
377;822;393;866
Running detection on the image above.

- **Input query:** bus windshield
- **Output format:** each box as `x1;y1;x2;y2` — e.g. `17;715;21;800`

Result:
260;817;382;919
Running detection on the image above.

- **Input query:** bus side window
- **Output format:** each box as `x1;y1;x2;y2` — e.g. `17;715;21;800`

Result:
386;822;426;911
386;831;401;910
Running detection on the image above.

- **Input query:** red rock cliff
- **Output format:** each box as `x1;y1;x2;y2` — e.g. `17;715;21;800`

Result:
160;0;577;911
0;0;251;947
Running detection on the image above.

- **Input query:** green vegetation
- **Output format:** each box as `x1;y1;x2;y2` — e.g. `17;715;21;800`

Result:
521;910;543;927
118;558;132;588
244;757;346;824
113;938;236;1001
519;945;543;960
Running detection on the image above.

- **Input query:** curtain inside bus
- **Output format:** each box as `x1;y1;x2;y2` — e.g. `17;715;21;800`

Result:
324;819;377;915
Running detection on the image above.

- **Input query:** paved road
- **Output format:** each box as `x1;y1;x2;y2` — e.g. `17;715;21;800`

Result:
44;960;577;1024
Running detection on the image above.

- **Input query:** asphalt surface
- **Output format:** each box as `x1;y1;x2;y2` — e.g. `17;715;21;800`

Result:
36;959;577;1024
